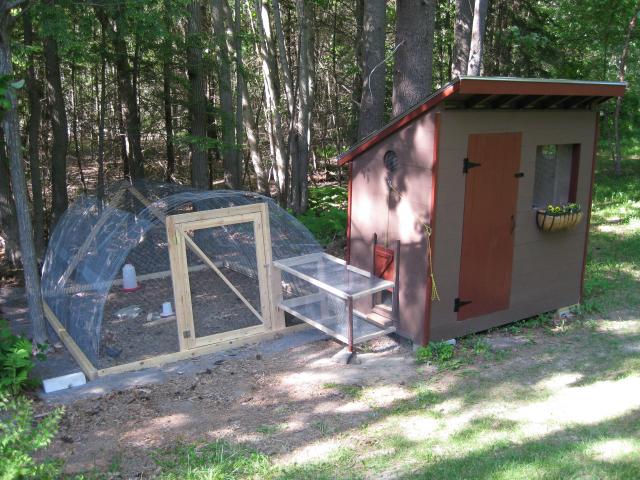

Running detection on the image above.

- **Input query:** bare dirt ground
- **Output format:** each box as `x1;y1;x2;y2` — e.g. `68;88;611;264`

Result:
98;267;262;369
38;335;420;476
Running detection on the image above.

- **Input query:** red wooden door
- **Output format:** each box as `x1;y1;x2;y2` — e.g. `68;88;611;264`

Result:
457;132;521;321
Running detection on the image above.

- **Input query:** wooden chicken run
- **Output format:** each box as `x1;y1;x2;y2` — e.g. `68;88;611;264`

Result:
339;76;626;345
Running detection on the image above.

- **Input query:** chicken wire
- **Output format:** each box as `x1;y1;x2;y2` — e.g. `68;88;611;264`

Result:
41;180;321;366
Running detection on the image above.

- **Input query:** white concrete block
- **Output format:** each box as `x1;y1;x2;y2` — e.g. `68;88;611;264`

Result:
42;371;87;393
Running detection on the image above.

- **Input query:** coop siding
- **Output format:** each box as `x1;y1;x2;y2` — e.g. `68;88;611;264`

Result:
349;112;436;342
429;109;597;340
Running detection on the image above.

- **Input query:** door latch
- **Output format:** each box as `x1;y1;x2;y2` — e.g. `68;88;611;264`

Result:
463;157;482;173
454;298;472;312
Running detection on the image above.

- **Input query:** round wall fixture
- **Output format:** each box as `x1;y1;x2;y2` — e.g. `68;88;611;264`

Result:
383;150;398;174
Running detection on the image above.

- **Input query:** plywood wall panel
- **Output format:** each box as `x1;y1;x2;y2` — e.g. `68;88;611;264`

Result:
429;109;597;338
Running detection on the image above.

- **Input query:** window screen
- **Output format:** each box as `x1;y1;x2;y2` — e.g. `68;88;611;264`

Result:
533;144;576;207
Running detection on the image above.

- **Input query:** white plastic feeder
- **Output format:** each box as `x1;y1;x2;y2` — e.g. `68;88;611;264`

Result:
122;263;139;291
161;301;174;317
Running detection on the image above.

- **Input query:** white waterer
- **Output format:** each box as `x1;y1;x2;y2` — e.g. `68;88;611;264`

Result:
122;263;139;291
161;301;174;317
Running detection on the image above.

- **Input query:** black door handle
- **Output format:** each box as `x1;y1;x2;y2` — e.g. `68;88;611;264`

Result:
511;215;516;234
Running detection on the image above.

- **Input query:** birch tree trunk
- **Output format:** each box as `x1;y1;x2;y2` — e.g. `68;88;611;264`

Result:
187;0;209;189
97;17;107;202
467;0;488;76
43;0;69;226
23;8;45;257
255;0;288;202
212;0;240;188
358;0;386;139
614;1;640;175
451;0;473;78
392;0;435;117
227;0;269;193
0;1;48;343
272;0;295;119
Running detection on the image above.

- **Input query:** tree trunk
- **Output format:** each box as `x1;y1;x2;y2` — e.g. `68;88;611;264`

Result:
467;0;488;75
272;0;295;119
110;7;145;178
187;0;209;189
349;0;364;144
451;0;473;78
291;0;312;214
0;4;48;343
227;0;268;193
358;0;386;139
255;0;288;202
0;133;20;268
70;64;87;193
23;8;45;257
97;16;108;202
212;0;240;188
614;1;640;175
163;1;175;181
392;0;435;117
43;1;69;227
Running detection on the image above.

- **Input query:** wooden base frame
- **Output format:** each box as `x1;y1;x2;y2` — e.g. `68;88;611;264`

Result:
42;191;290;380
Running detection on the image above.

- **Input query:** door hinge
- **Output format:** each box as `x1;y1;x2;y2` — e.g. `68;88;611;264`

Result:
463;157;482;173
454;297;472;312
183;330;191;339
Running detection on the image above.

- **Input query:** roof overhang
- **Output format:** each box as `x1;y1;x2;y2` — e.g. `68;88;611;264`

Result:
337;76;626;166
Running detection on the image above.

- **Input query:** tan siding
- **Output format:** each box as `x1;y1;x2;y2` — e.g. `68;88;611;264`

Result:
429;109;597;339
350;112;436;342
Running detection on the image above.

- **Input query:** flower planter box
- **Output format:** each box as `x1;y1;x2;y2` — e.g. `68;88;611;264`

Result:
536;210;583;232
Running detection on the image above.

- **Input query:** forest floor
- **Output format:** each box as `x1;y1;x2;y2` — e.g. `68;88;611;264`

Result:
26;159;640;478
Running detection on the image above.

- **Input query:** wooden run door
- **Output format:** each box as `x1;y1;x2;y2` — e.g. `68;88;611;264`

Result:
457;132;522;321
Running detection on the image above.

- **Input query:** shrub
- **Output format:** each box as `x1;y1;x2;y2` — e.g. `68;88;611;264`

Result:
0;395;63;479
0;319;44;396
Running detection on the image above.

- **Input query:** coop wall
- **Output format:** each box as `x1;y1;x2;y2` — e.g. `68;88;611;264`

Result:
429;109;598;341
348;111;437;343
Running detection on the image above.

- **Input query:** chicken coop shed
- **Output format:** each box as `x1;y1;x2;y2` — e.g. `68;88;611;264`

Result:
41;181;321;379
340;76;626;345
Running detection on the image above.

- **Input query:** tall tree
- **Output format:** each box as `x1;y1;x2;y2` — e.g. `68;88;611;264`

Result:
614;1;640;175
467;0;488;75
358;0;386;139
187;0;209;189
451;0;473;78
109;4;145;178
255;0;288;202
0;0;47;343
291;0;313;213
23;7;45;257
0;131;20;268
212;0;240;188
162;3;176;182
392;0;436;117
43;0;69;226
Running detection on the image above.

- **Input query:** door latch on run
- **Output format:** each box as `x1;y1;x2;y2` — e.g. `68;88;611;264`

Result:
454;297;472;312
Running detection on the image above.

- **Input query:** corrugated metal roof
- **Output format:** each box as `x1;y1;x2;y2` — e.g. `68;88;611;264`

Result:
338;76;626;166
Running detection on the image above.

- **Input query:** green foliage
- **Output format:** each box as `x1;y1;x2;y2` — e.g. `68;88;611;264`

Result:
0;320;44;396
415;341;455;366
296;185;347;246
543;203;582;216
0;396;63;480
0;75;24;113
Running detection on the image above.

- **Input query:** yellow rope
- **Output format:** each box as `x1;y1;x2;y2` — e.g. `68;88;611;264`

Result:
387;181;440;301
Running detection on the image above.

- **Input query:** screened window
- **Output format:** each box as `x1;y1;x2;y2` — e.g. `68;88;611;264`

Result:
532;144;579;207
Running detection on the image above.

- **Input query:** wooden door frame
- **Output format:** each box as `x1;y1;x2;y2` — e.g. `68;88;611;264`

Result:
166;203;285;350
